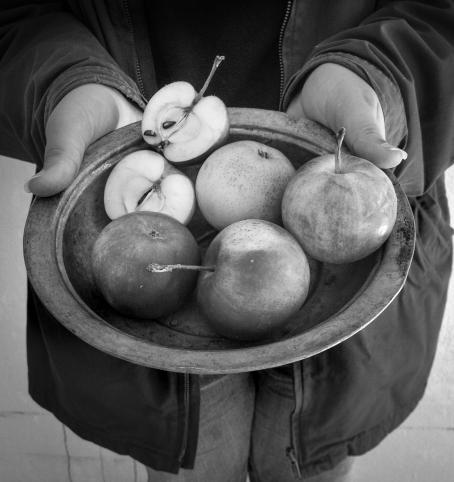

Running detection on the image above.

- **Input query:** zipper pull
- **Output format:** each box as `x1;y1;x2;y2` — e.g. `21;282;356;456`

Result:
286;446;303;479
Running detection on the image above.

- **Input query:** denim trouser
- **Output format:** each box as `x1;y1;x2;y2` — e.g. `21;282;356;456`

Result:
146;370;353;482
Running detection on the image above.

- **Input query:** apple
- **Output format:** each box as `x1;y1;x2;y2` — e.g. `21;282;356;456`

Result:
149;219;310;340
282;128;398;264
142;55;229;164
91;212;200;319
195;140;296;230
103;149;195;224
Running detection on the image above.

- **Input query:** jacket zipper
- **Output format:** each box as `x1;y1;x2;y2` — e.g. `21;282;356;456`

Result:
278;0;293;106
286;361;304;479
123;0;146;97
287;446;303;479
178;373;191;465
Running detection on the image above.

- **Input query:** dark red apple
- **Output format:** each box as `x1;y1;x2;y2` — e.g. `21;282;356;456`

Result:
91;211;200;319
196;219;310;341
282;128;397;264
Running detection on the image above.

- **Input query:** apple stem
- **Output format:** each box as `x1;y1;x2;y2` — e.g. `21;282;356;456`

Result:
335;127;346;174
146;263;216;273
193;55;225;105
158;55;225;145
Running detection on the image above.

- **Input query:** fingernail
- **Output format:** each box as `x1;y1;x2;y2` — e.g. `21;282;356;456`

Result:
24;173;41;193
383;143;408;160
390;148;408;161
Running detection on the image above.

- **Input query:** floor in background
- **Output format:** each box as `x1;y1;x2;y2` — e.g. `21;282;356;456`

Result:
1;158;453;482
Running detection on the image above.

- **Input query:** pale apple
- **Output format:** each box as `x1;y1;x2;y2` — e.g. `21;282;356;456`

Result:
195;140;296;230
282;128;398;264
142;55;229;164
103;149;195;224
91;212;200;319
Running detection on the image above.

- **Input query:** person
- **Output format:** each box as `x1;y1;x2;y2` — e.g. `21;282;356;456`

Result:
1;1;453;480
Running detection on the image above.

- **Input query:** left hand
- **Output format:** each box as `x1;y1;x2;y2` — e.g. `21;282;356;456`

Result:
287;63;407;169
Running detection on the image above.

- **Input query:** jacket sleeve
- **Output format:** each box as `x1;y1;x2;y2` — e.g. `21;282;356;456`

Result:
0;1;145;166
282;0;454;197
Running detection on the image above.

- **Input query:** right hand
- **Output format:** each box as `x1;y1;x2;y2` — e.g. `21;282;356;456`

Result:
25;83;142;196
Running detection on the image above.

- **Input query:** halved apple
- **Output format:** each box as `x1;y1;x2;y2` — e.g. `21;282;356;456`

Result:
141;56;229;164
104;149;195;225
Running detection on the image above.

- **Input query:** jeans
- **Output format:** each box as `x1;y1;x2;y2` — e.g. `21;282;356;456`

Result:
146;371;354;482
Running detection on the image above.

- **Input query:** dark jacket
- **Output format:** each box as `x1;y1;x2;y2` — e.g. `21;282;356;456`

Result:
1;0;453;476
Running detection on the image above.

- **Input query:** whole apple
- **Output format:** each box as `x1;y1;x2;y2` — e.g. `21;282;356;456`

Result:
195;140;296;230
103;149;195;224
282;128;397;264
91;212;200;319
196;219;310;341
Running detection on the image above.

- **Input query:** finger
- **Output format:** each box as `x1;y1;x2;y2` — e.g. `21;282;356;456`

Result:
347;128;408;169
26;85;141;197
286;94;305;121
300;63;407;169
336;90;407;169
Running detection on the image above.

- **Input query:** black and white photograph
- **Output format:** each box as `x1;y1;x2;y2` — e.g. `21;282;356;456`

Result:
1;1;454;481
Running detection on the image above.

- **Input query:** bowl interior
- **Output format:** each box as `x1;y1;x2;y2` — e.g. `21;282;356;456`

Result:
60;129;381;350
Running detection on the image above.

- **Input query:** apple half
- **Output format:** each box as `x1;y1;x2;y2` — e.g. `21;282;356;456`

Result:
104;149;195;225
141;55;229;164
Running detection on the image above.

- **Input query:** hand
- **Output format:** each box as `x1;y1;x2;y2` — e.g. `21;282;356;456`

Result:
287;63;407;168
25;83;142;196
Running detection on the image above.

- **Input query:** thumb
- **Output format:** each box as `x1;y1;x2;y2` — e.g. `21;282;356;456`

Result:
296;63;407;169
26;84;142;197
340;108;407;169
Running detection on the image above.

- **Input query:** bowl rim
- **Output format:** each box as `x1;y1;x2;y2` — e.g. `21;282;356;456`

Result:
23;107;415;374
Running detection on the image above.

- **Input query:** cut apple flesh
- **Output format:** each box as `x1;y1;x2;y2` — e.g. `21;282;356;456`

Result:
163;96;229;163
138;174;196;225
138;183;166;212
142;81;196;147
103;149;195;225
157;107;201;143
141;56;229;164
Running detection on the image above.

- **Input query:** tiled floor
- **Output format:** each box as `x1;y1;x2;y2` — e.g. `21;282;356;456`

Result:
1;158;453;482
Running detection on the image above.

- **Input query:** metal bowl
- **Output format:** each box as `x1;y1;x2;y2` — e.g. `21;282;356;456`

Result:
23;108;415;374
